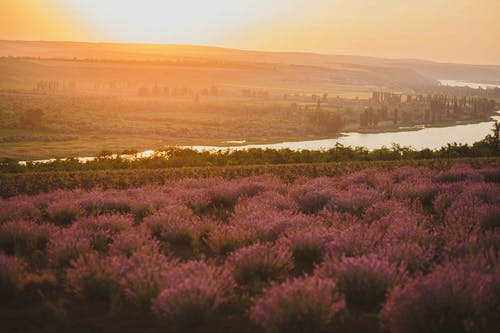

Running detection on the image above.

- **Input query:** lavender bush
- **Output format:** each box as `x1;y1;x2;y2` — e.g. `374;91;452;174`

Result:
151;261;234;328
381;258;499;333
0;254;27;297
250;275;345;333
317;254;404;312
0;164;497;331
227;242;293;291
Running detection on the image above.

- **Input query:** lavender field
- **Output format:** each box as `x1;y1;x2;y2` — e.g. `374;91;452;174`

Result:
1;164;499;333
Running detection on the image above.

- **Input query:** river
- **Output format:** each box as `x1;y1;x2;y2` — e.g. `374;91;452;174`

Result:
19;113;499;165
186;113;499;152
438;80;500;90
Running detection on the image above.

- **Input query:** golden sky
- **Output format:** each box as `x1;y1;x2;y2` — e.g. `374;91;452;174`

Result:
1;0;499;65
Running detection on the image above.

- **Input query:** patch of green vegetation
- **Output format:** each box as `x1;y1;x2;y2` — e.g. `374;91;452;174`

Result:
0;84;497;160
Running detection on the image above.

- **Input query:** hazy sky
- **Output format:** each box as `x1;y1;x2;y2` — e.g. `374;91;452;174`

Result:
1;0;499;65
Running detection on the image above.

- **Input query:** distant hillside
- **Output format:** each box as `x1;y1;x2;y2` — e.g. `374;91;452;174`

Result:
0;40;400;65
0;40;435;89
398;60;500;85
2;40;500;89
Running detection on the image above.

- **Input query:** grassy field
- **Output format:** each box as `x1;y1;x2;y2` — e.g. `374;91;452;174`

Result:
1;88;496;160
0;88;362;160
0;98;307;158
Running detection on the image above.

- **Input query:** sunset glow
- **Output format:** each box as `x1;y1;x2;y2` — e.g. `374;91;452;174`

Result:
1;0;500;64
0;0;499;331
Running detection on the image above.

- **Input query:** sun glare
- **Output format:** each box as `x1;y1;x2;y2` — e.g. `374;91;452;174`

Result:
58;0;261;45
2;0;499;64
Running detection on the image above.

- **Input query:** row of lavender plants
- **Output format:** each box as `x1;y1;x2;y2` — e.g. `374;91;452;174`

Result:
2;157;498;199
1;164;499;332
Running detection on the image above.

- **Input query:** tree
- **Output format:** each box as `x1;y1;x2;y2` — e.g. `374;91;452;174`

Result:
483;121;499;148
308;111;342;134
424;109;430;124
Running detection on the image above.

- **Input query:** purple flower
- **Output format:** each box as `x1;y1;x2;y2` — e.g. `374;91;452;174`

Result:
317;254;405;312
250;275;345;333
381;258;499;333
0;220;58;258
0;254;27;296
151;260;234;328
226;242;293;291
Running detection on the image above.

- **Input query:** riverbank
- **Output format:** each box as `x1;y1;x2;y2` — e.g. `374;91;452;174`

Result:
352;112;498;134
3;113;498;161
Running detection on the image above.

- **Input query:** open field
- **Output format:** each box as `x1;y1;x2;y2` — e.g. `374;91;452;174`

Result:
0;87;496;160
1;41;499;160
1;161;499;332
0;90;350;160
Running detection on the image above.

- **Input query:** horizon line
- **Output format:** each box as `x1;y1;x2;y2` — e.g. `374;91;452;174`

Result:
2;38;500;67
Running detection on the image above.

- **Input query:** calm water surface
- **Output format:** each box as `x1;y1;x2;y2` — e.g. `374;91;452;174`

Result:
187;113;500;152
438;80;500;90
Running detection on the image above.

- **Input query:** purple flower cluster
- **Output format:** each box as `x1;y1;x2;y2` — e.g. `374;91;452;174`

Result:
143;204;201;246
381;258;499;333
250;275;345;333
317;254;405;312
151;261;234;327
0;253;27;296
65;252;125;300
227;242;293;290
0;166;498;331
280;224;334;272
0;220;58;258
